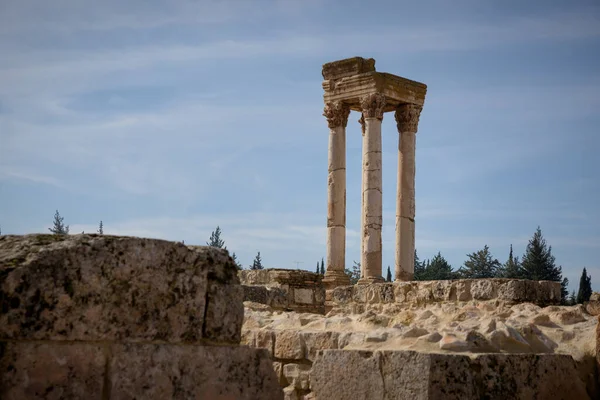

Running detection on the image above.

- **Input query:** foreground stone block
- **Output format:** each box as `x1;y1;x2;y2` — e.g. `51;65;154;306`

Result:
0;342;106;400
110;343;281;400
311;350;589;399
0;234;242;344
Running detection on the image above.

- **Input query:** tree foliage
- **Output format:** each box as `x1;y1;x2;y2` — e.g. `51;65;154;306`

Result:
415;252;455;281
386;266;392;282
97;221;104;235
576;267;593;304
250;251;264;270
521;226;568;303
458;245;501;279
207;226;226;249
49;210;69;235
345;260;361;285
320;258;325;275
503;244;522;279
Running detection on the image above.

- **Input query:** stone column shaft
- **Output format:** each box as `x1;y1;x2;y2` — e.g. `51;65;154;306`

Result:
394;104;422;281
358;93;386;284
323;102;350;288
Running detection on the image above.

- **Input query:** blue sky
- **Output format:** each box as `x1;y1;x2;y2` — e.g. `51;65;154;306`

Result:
1;0;599;292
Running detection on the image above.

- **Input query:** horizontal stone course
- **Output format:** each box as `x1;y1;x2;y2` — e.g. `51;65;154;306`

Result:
311;349;589;399
332;279;562;309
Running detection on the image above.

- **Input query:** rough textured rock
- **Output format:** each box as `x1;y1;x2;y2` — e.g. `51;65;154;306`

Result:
240;269;325;313
1;234;283;399
311;349;589;399
0;234;242;343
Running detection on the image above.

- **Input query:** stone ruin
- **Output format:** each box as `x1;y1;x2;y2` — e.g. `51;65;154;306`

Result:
0;234;282;399
2;57;599;399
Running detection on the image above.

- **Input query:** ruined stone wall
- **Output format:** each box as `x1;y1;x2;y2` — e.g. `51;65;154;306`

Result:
0;234;282;399
239;269;325;314
331;278;562;313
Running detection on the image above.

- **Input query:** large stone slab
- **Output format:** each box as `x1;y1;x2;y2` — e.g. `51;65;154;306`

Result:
311;349;589;399
0;342;283;400
0;234;242;344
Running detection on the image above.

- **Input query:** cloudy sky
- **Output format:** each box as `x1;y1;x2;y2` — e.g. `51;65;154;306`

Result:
1;0;599;291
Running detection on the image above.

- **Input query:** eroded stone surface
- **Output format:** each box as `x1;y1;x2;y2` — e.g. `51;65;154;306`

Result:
0;234;242;343
311;350;589;399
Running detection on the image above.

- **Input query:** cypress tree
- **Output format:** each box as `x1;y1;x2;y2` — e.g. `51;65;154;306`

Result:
316;262;320;274
97;221;104;235
386;266;392;282
576;267;593;304
503;244;522;278
320;258;325;275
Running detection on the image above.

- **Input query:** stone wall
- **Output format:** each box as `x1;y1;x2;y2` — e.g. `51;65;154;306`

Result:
312;349;589;399
239;269;325;314
331;278;562;312
0;234;282;399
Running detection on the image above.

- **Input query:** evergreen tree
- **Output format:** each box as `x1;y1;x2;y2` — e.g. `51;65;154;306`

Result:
345;260;361;285
320;258;325;275
207;226;226;249
459;245;501;279
414;249;426;280
503;244;522;278
521;226;568;303
231;252;242;270
97;221;104;235
49;210;69;235
250;251;264;270
316;262;320;274
576;267;593;304
568;290;577;306
416;252;455;280
386;266;392;282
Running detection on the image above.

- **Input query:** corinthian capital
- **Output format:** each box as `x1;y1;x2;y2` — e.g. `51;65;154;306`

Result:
323;101;350;129
360;92;386;120
395;104;423;133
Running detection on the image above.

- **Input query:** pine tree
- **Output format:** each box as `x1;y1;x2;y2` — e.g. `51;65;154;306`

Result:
521;226;568;303
414;249;426;280
320;258;325;275
459;245;501;279
503;244;522;278
207;226;226;249
576;267;593;304
97;221;104;235
49;210;69;235
416;252;455;281
250;251;264;270
231;252;242;270
568;290;577;306
386;266;392;282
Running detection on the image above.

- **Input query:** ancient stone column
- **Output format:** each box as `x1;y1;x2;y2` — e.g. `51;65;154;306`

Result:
394;104;422;281
358;93;386;284
323;101;351;288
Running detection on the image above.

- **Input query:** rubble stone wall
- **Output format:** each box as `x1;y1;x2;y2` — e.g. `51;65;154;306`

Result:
240;269;326;314
0;234;282;400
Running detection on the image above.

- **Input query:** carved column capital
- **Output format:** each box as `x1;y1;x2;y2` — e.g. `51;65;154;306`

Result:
323;101;350;129
360;92;386;120
395;104;423;133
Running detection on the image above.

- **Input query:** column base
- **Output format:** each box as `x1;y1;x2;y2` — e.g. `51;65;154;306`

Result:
322;271;351;290
394;270;414;282
357;276;385;285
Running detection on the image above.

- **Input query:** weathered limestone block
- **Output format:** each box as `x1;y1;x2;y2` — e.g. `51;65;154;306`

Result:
256;329;276;356
470;279;497;300
242;285;268;304
311;350;384;399
282;363;311;390
585;300;600;316
274;330;305;360
0;342;107;400
366;283;395;304
301;331;339;361
294;288;314;305
330;285;353;304
110;343;282;400
0;234;242;344
311;349;589;399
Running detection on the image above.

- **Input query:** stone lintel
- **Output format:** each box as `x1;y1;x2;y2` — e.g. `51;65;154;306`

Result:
323;71;427;112
322;57;376;80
